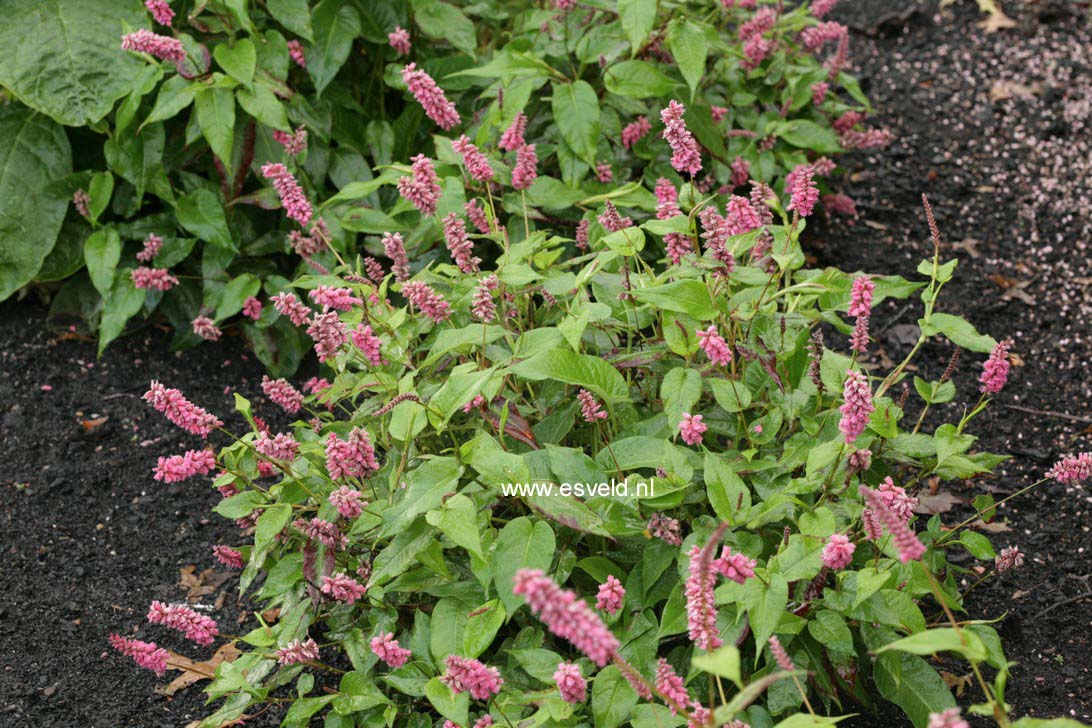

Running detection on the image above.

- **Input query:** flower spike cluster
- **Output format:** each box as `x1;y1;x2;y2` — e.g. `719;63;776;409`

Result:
512;569;620;666
144;381;222;437
661;100;702;176
402;63;460;130
262;163;312;226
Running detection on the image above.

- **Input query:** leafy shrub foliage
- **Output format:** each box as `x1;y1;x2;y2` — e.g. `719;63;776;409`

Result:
0;0;885;373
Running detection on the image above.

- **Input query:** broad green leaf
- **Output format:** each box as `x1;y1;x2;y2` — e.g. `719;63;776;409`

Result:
668;20;707;98
216;274;261;320
309;0;360;94
920;313;997;353
510;349;630;403
661;368;702;427
426;493;484;560
214;39;256;86
333;671;391;715
369;519;433;586
0;0;147;126
143;75;197;128
237;83;291;131
775;119;842;154
601;226;645;256
524;493;611;536
463;600;505;658
630;280;716;320
104;122;168;205
618;0;657;53
592;665;639;728
604;60;676;98
254;503;292;554
268;0;314;41
84;228;122;298
414;0;476;55
0;106;71;301
195;86;236;166
807;610;853;654
98;274;145;354
705;453;750;521
552;81;600;166
424;677;469;726
87;171;114;221
380;458;463;537
692;645;742;687
745;574;788;661
878;628;988;663
493;517;555;615
708;378;752;412
873;651;957;728
177;189;235;250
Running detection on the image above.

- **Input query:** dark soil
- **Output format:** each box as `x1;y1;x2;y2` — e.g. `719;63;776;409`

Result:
2;2;1090;726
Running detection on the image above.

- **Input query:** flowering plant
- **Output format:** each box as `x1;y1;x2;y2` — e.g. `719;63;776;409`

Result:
0;0;884;371
108;92;1084;726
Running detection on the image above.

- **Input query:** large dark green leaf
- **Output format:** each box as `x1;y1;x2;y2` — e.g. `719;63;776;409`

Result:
413;0;476;55
268;0;314;41
0;0;147;126
552;81;600;166
194;85;236;165
510;349;630;403
176;189;235;250
309;0;360;94
0;106;72;301
604;60;676;98
618;0;656;53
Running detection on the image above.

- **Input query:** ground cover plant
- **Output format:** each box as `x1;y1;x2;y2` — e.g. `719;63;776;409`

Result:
103;73;1091;725
0;0;886;373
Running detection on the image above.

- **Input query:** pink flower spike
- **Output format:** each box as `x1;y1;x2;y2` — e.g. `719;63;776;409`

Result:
697;326;733;366
768;636;796;671
786;164;819;218
711;106;728;123
648;513;682;545
241;296;262;320
554;661;587;703
274;638;319;665
213;545;244;569
979;340;1010;395
287;40;306;68
928;708;970;728
401;281;452;323
838;370;873;444
321;573;366;604
821;534;856;570
512;569;620;667
443;213;481;274
578;389;608;423
598;200;632;232
144;381;222;437
860;485;926;563
994;545;1024;573
511;144;538;191
329;485;366;519
325;427;380;479
679;413;707;447
351;324;383;366
109;634;169;675
153;449;217;483
271;292;311;326
472;274;499;323
371;632;411;668
131;267;178;291
261;163;312;226
273;127;308;156
402;63;460;130
595;162;613;183
397;154;441;216
309;285;363;312
730;157;750;188
661;100;702;176
388;26;411;55
453;135;495;183
810;0;839;17
848;275;875;317
255;431;300;462
712;546;756;584
441;655;504;700
383;231;412;281
147;600;219;646
595;575;625;614
621;116;652;149
136;233;163;262
121;30;185;62
685;541;722;650
294;517;348;550
307;310;349;362
465;199;491;233
72;189;91;218
191;316;222;341
145;0;174;26
499;112;528;152
655;658;691;715
262;375;304;414
1047;452;1092;484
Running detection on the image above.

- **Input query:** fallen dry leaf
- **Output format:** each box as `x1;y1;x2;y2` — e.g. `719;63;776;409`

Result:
159;643;241;696
971;519;1012;533
989;80;1042;102
916;491;962;514
941;670;974;696
975;0;1017;33
863;220;888;231
950;237;982;259
179;565;233;602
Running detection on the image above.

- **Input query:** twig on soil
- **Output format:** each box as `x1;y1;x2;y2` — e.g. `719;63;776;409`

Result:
1001;404;1092;425
1032;590;1092;620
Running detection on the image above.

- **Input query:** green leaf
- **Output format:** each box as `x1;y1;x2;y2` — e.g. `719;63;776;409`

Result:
216;274;261;320
878;628;988;663
601;227;645;256
426;493;484;560
309;0;360;94
254;503;292;554
618;0;657;53
268;0;314;41
707;378;752;412
493;517;555;615
705;453;750;522
195;86;236;166
87;171;114;221
177;189;235;250
0;0;147;126
920;313;997;353
661;368;702;427
380;458;463;537
414;0;476;55
746;574;788;661
99;274;146;354
604;60;676;98
552;81;600;166
369;519;433;586
424;677;469;726
237;83;291;131
668;20;707;98
807;610;853;654
510;349;629;403
463;600;505;658
960;531;996;560
0;106;71;301
214;39;256;86
592;664;639;728
630;280;716;320
692;645;742;688
775;119;842;154
143;75;197;128
873;651;957;728
84;228;122;298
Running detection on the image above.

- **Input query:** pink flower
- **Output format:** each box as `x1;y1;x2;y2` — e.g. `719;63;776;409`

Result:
141;0;174;27
371;632;411;668
699;207;734;269
648;513;682;545
262;375;304;414
303;377;331;396
822;193;858;217
273;126;308;156
801;21;846;50
397;154;441;216
711;106;729;123
274;638;319;665
712;546;756;584
575;219;590;249
325;427;380;479
288;229;323;258
554;661;587;703
72;189;91;218
725;195;762;235
121;29;185;62
463;394;486;413
850;315;870;353
109;634;169;675
191;316;221;341
287;40;306;68
401;281;452;323
595;575;625;614
595;162;613;183
730;157;750;188
321;573;366;604
255;431;299;462
271;292;311;326
472;275;499;322
929;708;970;728
307;310;348;362
453;135;495;183
578;389;608;422
654;178;682;218
768;636;795;671
131;267;178;291
388;26;411;55
465;199;491;233
740;7;777;39
821;534;855;570
473;717;493;728
811;81;830;105
443;213;481;274
511;144;538;190
838;370;873;443
294;517;348;549
787;164;819;218
847;447;872;474
877;477;917;522
979;340;1010;394
685;542;722;650
697;326;733;366
598;201;632;232
351;324;383;365
812;157;837;176
262;163;312;226
144;381;222;437
441;655;504;700
213;545;244;569
742;35;774;70
153;449;217;483
383;231;411;281
364;257;385;283
238;296;262;320
402;63;460;130
661;101;702;176
995;545;1024;573
622;116;652;149
329;485;366;519
655;658;691;715
862;508;883;541
512;569;620;667
309;286;362;312
860;485;926;562
1047;453;1092;484
848;275;875;317
136;233;163;262
679;413;707;446
810;0;838;18
499;112;528;152
148;601;218;645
